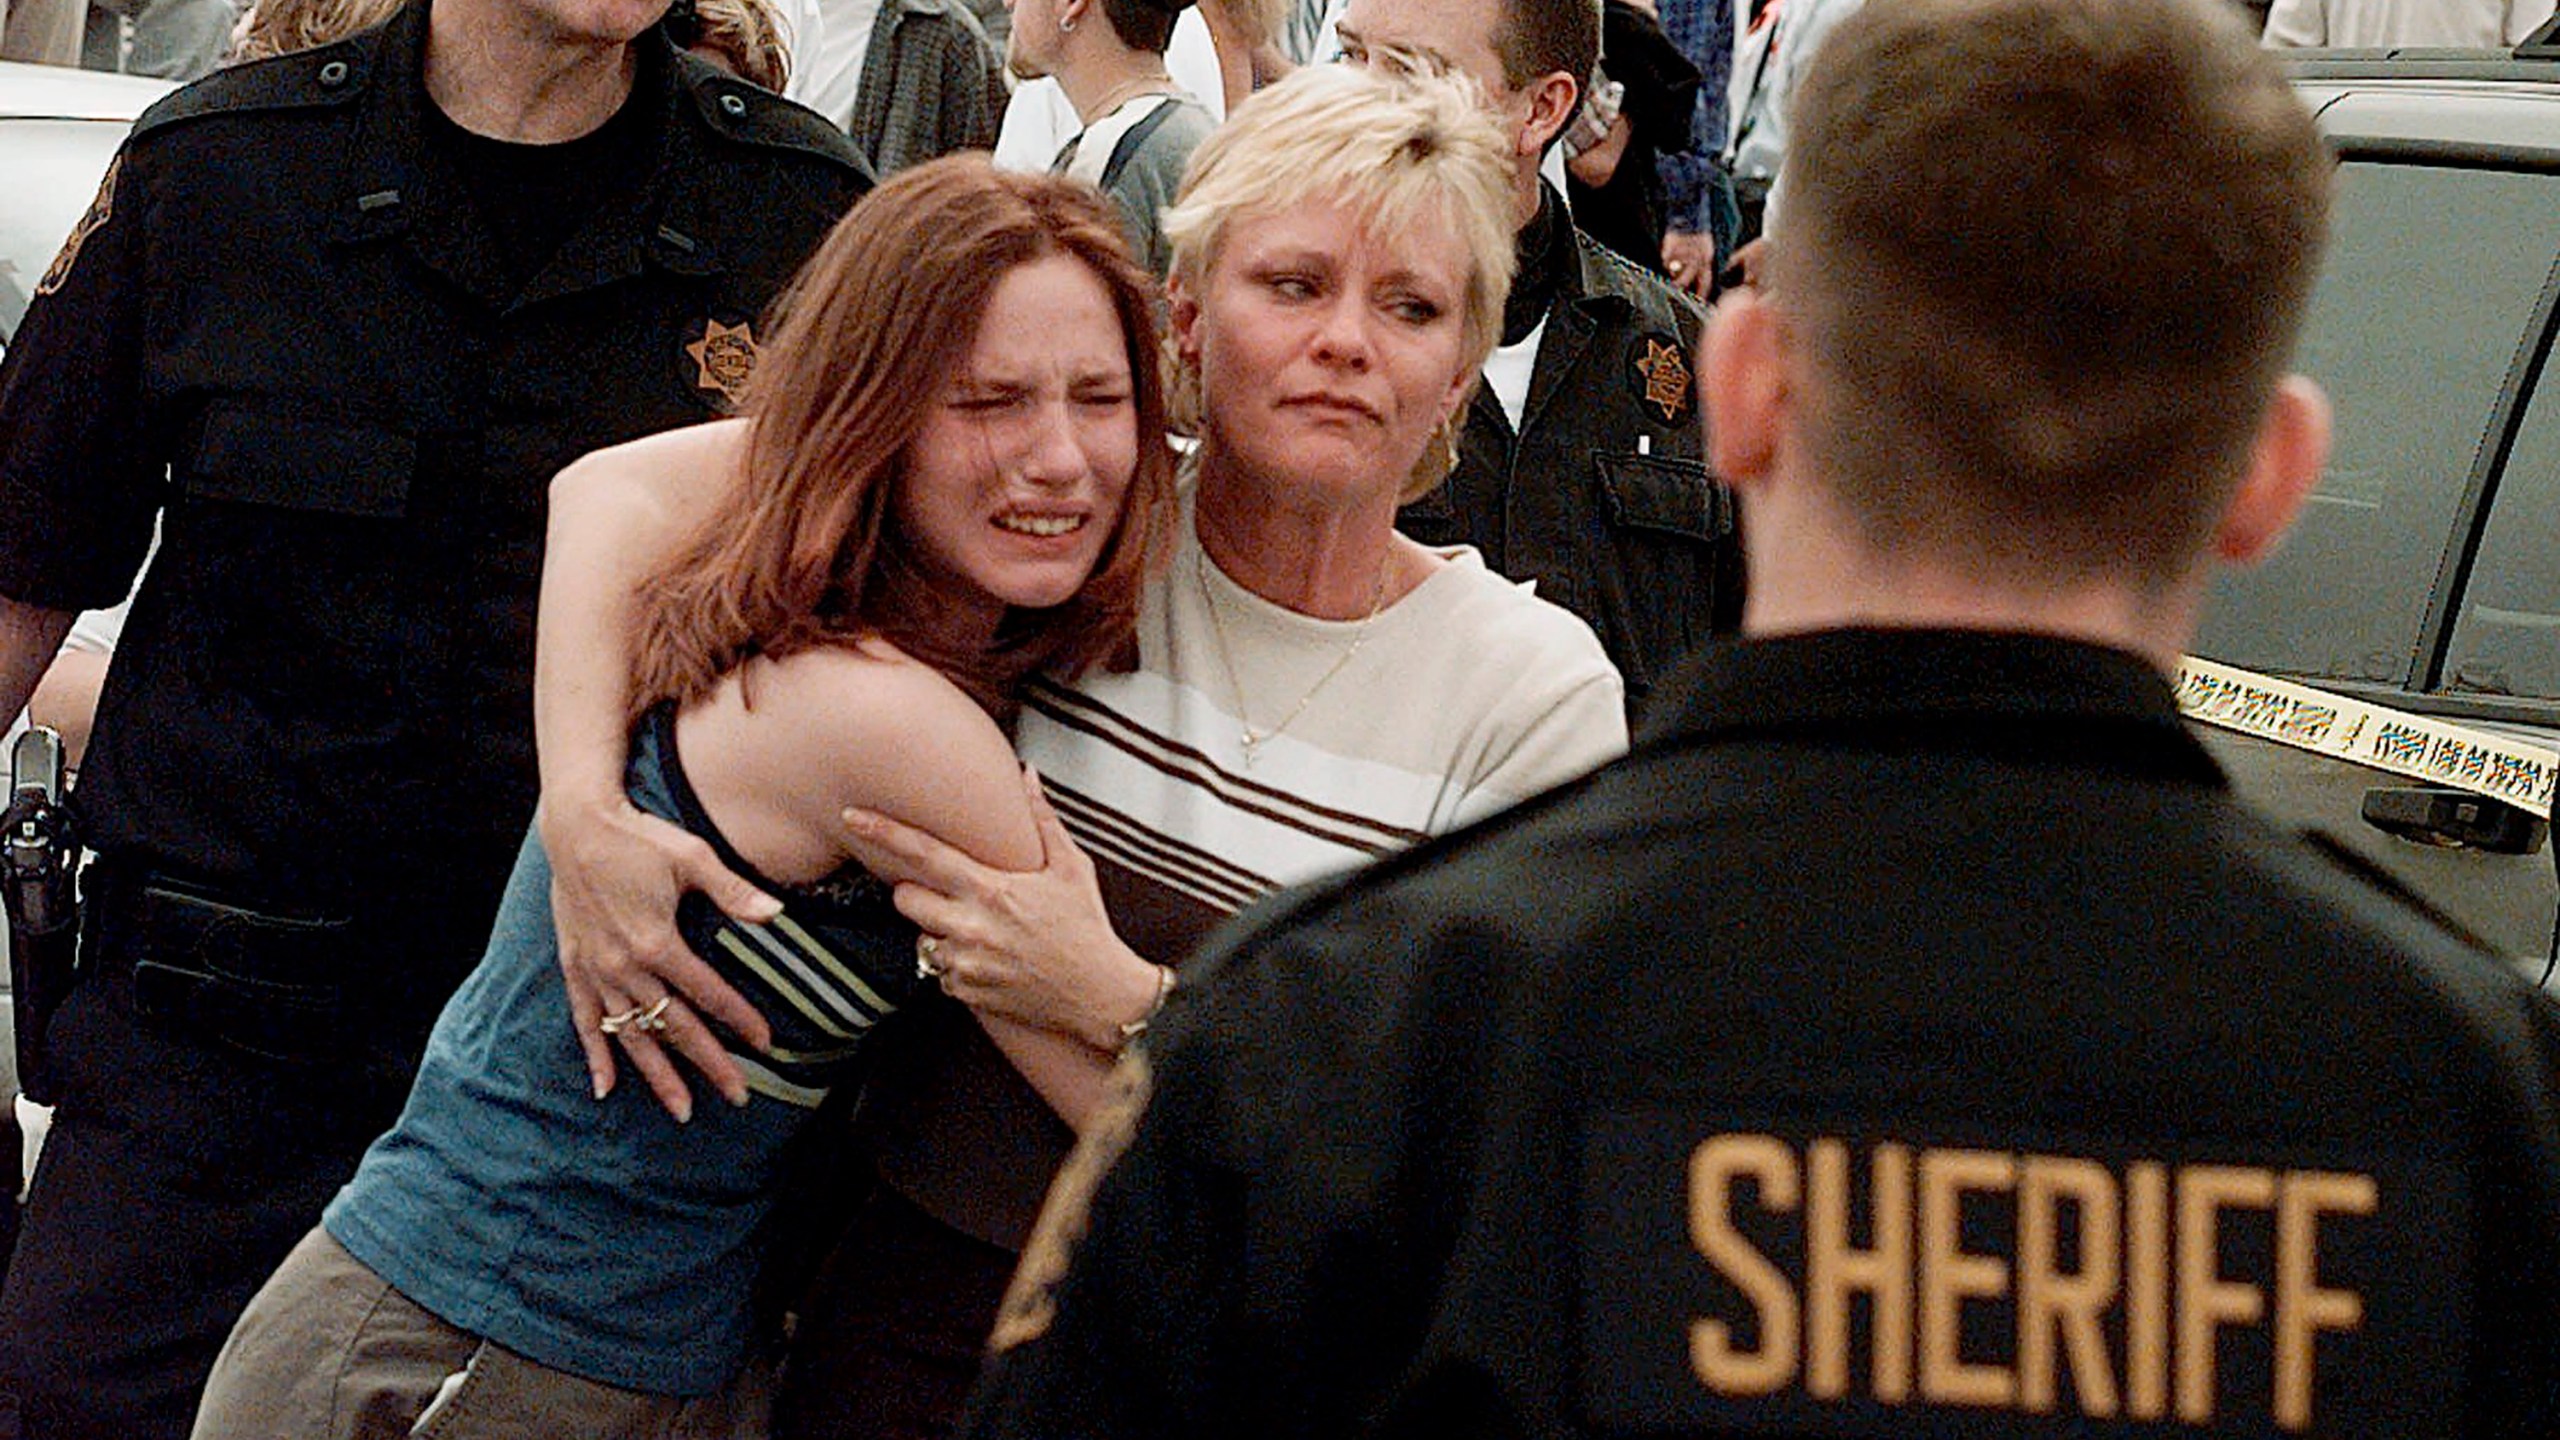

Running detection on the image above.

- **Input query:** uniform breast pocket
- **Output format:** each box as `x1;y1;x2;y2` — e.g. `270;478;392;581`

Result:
1592;452;1740;693
174;406;422;721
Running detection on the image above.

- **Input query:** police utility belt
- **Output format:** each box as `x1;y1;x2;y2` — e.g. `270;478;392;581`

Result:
82;858;364;1067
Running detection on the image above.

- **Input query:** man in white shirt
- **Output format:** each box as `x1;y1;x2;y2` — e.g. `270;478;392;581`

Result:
1723;0;1860;243
2262;0;2554;47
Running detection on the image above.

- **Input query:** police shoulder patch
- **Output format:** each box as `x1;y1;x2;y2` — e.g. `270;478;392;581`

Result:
1633;333;1693;426
35;156;120;298
988;1047;1154;1353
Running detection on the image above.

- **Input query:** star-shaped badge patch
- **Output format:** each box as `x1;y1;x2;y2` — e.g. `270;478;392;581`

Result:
686;318;759;407
1633;335;1692;426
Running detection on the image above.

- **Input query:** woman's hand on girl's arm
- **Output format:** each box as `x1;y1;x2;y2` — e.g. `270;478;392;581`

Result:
539;795;775;1119
538;429;776;1117
843;766;1168;1055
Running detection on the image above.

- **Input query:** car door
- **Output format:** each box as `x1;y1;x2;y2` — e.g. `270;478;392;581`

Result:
2193;77;2560;969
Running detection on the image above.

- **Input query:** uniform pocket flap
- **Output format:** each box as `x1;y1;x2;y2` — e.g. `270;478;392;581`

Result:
183;406;416;519
1597;452;1731;541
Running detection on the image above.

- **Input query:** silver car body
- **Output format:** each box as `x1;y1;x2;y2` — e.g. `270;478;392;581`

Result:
2198;51;2560;968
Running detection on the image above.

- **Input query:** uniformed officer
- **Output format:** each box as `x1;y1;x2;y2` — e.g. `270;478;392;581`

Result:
0;0;868;1432
962;1;2560;1436
1337;0;1744;721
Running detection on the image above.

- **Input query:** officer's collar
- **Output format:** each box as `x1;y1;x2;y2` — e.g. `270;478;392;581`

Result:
1502;180;1577;345
1637;626;2226;788
329;5;712;293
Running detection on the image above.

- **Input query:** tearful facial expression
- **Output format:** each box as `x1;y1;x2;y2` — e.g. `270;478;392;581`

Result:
899;252;1139;633
1175;197;1474;506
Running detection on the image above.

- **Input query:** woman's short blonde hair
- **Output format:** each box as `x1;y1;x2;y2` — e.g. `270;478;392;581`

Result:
1162;62;1518;494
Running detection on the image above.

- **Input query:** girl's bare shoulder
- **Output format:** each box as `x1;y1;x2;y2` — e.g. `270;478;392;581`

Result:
554;416;753;491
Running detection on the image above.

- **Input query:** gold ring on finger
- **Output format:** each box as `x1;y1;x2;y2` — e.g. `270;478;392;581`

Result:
600;995;674;1037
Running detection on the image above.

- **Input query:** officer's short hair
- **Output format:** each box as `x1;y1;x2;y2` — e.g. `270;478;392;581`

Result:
628;156;1179;718
1493;0;1599;95
1771;0;2331;583
1098;0;1192;56
1162;62;1515;502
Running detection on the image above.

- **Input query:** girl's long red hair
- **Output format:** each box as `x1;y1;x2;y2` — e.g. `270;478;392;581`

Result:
628;155;1177;722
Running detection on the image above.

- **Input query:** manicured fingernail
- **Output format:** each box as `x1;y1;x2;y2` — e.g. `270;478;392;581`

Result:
673;1096;693;1125
727;1086;750;1108
593;1077;608;1100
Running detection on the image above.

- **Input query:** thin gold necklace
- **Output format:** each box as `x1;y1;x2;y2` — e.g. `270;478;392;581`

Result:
1195;543;1392;768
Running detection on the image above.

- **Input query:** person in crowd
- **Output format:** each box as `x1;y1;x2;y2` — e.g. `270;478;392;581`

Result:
787;0;1005;173
672;0;798;91
222;0;386;58
1723;0;1861;251
536;62;1627;1440
81;0;234;78
1336;0;1741;719
1003;0;1214;276
1654;0;1732;296
965;0;1003;45
1192;0;1286;101
1561;0;1704;282
2262;0;2553;45
0;0;867;1432
961;1;2560;1435
1;0;84;62
188;156;1175;1440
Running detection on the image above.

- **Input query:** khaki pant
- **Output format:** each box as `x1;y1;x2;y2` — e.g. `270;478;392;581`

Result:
192;1229;771;1440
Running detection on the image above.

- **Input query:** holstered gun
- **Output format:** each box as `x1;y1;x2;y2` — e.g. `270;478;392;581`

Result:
3;729;79;1104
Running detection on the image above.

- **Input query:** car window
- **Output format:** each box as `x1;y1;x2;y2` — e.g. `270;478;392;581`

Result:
2195;161;2560;686
2445;310;2560;701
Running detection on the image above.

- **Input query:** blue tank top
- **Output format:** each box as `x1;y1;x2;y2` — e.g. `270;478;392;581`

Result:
324;706;918;1395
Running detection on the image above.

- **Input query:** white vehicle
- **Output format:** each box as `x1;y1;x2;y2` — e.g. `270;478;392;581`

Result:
0;60;176;356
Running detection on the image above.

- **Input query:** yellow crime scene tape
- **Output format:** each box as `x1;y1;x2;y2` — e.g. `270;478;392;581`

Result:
2175;657;2559;821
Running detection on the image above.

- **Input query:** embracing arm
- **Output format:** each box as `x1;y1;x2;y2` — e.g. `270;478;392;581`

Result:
839;765;1174;1131
536;421;779;1117
704;650;1161;1129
